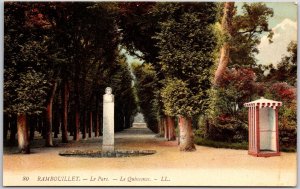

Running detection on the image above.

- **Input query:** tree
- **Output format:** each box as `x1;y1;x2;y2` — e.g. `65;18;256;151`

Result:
42;2;120;141
118;2;158;64
4;2;129;150
264;41;297;86
214;2;235;84
231;3;274;67
214;2;274;83
207;2;274;144
155;3;218;151
107;54;138;132
132;63;160;133
262;82;297;149
4;2;51;153
206;68;258;142
119;2;168;135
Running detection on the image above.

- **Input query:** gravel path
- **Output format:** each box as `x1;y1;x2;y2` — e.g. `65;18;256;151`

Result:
3;124;297;186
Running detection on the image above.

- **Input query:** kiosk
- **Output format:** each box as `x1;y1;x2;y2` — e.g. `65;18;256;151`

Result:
244;97;282;157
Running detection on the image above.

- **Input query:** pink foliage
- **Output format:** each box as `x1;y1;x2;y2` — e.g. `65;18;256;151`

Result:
217;67;257;99
269;82;296;102
218;68;256;87
24;5;52;29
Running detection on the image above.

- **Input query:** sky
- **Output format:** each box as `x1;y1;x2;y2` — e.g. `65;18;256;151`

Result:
248;2;298;66
123;2;298;67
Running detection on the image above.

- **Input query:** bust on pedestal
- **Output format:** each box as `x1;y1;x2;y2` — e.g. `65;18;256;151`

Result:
102;87;114;152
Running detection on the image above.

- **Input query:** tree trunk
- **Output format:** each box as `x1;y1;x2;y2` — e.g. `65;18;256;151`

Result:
17;114;30;154
9;115;17;145
114;111;120;132
213;2;235;85
95;112;99;137
125;115;131;130
89;111;93;138
29;115;36;141
74;107;80;141
178;116;196;152
61;81;69;143
82;110;87;139
73;75;80;141
69;109;74;137
158;118;163;137
123;116;126;130
53;120;59;138
95;96;99;137
4;114;9;140
163;117;168;139
45;81;57;147
54;105;60;139
37;116;42;136
99;116;103;136
42;116;46;139
167;116;176;141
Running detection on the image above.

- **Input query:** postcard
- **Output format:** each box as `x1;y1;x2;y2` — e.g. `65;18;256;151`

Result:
3;1;297;186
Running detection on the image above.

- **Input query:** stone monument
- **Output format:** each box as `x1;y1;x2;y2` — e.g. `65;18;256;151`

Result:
102;87;114;152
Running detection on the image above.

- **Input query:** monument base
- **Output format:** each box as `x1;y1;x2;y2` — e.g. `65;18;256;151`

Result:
102;145;114;152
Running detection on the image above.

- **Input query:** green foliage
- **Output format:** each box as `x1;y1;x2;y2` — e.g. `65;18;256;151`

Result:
155;3;218;117
4;3;51;115
205;68;258;142
194;136;248;150
108;55;138;130
4;2;138;133
264;82;297;149
132;63;159;133
230;3;274;67
118;2;158;64
264;41;297;86
119;2;172;123
205;67;297;148
161;79;197;117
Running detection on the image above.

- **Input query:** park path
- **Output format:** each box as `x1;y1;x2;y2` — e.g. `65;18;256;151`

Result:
116;123;158;139
3;123;297;186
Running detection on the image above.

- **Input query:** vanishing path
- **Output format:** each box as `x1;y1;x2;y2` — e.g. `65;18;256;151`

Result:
116;123;158;139
3;123;296;186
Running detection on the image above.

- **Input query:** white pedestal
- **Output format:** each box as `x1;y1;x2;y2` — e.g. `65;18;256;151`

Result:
102;96;114;152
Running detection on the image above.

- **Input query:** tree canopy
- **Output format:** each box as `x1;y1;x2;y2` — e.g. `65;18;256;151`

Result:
4;2;296;153
155;3;218;118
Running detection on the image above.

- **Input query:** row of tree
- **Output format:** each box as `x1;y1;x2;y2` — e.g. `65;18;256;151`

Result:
121;2;296;151
4;2;296;153
4;2;138;153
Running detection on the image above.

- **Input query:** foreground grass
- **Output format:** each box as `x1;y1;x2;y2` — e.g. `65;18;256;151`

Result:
194;137;248;150
194;137;296;152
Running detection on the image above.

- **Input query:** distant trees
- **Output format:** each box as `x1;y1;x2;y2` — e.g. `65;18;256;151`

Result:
132;63;160;133
109;55;138;132
119;2;168;135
